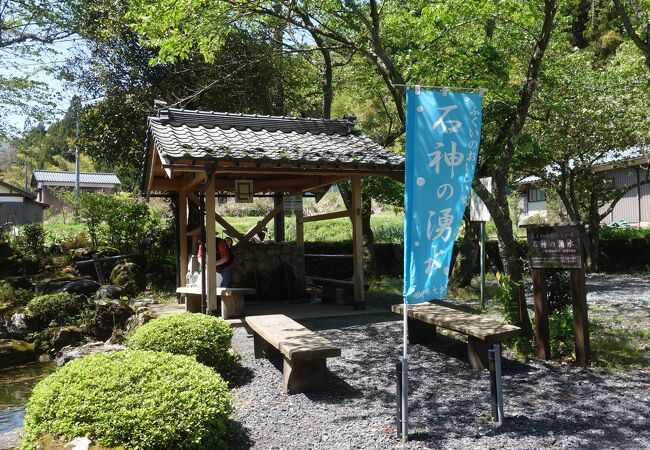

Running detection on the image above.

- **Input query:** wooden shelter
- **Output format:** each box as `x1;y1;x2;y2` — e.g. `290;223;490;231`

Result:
142;106;404;312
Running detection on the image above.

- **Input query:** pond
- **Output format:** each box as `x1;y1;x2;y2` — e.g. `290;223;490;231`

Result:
0;362;55;435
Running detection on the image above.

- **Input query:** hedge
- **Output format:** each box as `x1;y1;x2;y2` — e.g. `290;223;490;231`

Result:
22;350;233;450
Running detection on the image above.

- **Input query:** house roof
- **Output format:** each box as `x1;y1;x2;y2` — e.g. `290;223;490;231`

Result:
146;108;405;171
516;147;649;186
31;170;121;186
0;179;36;199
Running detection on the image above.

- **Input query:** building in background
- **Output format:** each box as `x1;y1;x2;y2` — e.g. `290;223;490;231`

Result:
30;170;121;212
0;179;48;226
517;150;650;227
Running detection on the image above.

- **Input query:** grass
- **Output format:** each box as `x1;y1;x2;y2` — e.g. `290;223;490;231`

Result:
219;213;404;243
590;322;650;370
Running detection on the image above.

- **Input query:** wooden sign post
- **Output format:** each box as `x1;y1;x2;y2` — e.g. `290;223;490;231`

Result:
521;223;590;367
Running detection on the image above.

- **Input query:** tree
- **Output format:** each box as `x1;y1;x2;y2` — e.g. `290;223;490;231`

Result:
523;42;650;270
0;0;72;136
613;0;650;76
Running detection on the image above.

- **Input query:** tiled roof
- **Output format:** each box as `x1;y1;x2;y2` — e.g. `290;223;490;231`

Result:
31;170;121;186
147;108;405;169
0;179;35;199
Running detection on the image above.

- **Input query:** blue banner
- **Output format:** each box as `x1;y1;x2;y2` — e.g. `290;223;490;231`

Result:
403;89;483;303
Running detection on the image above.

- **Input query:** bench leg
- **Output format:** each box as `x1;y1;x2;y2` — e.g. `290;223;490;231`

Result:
253;332;280;360
408;317;436;344
185;294;202;313
321;286;337;303
283;357;327;394
468;336;490;370
221;293;244;319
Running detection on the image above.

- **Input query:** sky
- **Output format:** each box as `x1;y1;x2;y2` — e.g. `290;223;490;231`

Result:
0;37;85;134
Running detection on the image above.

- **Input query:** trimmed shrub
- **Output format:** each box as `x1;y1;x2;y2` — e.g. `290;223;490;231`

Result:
127;313;234;372
22;350;233;450
24;292;83;328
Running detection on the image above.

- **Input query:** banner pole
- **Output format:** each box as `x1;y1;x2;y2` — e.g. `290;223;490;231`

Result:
401;301;408;441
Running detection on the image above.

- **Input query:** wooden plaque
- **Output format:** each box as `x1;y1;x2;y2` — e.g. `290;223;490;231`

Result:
523;224;583;269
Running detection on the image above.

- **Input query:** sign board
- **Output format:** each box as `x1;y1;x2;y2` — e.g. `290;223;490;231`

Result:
234;180;253;203
283;195;303;212
470;177;492;221
523;224;583;269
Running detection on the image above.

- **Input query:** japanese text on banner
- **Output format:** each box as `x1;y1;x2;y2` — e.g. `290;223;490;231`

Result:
403;89;483;304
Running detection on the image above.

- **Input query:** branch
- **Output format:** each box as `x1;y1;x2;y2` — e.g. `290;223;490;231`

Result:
599;176;650;220
613;0;650;55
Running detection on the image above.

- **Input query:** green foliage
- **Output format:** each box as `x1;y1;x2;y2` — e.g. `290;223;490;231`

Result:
495;274;521;326
24;293;83;328
0;283;33;316
600;226;650;240
19;223;46;257
22;350;233;450
127;313;235;373
546;269;572;312
549;305;575;358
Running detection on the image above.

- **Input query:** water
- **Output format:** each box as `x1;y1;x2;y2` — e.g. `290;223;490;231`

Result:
0;363;55;434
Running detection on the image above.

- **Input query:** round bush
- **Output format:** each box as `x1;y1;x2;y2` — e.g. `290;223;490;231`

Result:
22;350;233;450
127;312;234;371
24;292;83;328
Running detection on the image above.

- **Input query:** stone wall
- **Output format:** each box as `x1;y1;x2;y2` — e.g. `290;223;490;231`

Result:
232;242;306;301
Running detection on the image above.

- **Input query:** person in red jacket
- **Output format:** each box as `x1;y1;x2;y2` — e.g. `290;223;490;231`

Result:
198;237;235;288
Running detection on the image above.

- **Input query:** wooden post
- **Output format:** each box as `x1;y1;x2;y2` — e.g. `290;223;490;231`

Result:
179;189;188;287
570;267;590;367
295;196;304;256
205;178;217;312
274;193;285;242
532;268;550;360
350;176;365;310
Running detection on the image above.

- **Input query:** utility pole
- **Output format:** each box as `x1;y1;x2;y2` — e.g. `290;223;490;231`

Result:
72;95;81;218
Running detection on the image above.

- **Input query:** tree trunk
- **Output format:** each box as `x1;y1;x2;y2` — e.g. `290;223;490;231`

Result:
361;191;376;277
450;210;479;288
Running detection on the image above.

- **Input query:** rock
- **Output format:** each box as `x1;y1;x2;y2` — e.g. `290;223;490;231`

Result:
55;341;126;367
109;261;145;296
64;436;92;450
68;247;94;262
125;308;154;332
0;339;37;368
95;285;127;301
0;428;21;450
129;297;154;308
39;353;52;362
62;279;100;297
5;313;29;339
0;276;32;290
35;277;79;295
105;329;127;345
50;326;84;350
93;300;135;340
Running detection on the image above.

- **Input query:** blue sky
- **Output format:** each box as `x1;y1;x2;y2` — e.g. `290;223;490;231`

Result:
0;37;85;134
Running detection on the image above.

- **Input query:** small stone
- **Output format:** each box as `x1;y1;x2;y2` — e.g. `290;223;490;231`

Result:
64;436;92;449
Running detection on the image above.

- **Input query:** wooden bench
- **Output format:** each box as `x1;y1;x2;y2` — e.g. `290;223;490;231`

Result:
246;314;341;394
392;302;520;370
176;286;256;319
306;276;369;305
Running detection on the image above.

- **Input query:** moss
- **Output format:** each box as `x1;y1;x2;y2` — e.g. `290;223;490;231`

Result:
0;339;37;368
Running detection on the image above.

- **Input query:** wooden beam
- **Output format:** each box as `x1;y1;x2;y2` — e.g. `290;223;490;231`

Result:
205;177;217;311
350;175;365;310
242;202;284;242
215;212;245;240
184;173;207;192
188;192;200;206
179;190;188;287
150;178;185;191
302;210;350;223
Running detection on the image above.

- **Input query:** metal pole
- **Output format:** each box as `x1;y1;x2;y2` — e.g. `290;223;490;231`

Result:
488;348;498;420
494;343;504;425
401;301;409;441
479;221;485;308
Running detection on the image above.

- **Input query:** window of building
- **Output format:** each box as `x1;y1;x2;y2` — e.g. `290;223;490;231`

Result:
528;189;546;203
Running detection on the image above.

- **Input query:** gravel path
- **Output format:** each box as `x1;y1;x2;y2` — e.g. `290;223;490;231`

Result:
228;273;650;450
